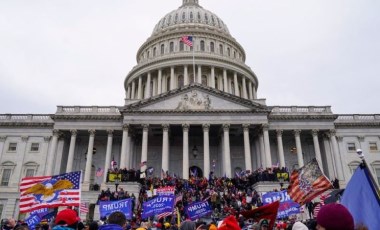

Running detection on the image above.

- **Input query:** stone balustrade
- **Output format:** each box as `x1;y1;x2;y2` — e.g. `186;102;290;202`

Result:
270;106;333;114
56;106;121;115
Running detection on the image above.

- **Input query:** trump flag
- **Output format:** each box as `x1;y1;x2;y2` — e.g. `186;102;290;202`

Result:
20;171;81;213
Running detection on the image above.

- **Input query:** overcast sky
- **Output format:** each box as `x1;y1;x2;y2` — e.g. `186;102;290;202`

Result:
0;0;379;115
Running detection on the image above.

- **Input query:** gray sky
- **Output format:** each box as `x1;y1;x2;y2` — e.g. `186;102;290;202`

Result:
0;0;379;114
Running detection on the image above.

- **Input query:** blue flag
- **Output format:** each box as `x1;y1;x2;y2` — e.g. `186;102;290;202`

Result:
262;190;300;218
341;164;380;228
142;195;175;219
185;200;212;221
99;198;133;219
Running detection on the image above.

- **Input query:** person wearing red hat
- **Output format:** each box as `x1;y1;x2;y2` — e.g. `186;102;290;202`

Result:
217;215;241;230
53;209;80;230
316;203;354;230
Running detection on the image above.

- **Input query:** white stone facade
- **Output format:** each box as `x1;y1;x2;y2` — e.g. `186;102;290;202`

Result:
1;0;380;220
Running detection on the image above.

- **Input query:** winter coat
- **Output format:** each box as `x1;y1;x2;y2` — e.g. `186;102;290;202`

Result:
99;224;124;230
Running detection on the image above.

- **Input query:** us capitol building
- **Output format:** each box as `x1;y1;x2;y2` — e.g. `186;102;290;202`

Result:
1;0;379;219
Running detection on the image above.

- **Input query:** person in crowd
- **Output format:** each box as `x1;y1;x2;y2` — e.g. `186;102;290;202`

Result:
257;219;269;230
291;222;308;230
99;211;126;230
53;209;80;230
316;203;354;230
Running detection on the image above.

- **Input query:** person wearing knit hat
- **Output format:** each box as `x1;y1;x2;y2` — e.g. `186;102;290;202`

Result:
291;221;308;230
208;223;217;230
217;215;241;230
316;203;354;230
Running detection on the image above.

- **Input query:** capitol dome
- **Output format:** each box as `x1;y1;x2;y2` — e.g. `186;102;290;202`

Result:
151;0;231;37
124;0;259;103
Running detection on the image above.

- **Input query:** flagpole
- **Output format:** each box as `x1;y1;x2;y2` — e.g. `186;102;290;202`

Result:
357;149;380;196
192;37;195;84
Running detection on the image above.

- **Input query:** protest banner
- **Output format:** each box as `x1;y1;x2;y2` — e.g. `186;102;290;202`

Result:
185;200;212;221
99;198;133;219
262;190;300;218
142;195;175;219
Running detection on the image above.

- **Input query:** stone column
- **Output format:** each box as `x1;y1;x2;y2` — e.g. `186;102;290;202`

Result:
203;124;210;178
223;124;232;177
223;69;228;92
312;129;323;170
259;134;266;168
243;124;252;172
242;76;248;99
104;130;113;183
294;130;304;167
157;69;162;94
145;72;151;99
120;124;129;169
141;124;149;175
162;124;170;177
137;76;142;99
84;129;96;184
46;129;59;175
276;130;286;168
329;130;344;180
248;81;253;99
131;80;136;99
182;124;190;179
170;66;175;90
263;124;272;167
234;72;239;96
0;136;6;159
184;65;189;85
252;85;257;99
197;65;202;84
126;85;131;99
152;78;157;96
66;129;77;173
210;67;215;88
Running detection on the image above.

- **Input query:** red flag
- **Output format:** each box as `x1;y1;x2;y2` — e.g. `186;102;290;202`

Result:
240;200;280;230
287;158;332;206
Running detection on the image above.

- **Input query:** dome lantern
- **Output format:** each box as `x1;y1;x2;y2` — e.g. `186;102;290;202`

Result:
182;0;199;6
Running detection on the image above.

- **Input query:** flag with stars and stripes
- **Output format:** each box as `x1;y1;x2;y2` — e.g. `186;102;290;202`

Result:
20;171;82;213
180;36;193;47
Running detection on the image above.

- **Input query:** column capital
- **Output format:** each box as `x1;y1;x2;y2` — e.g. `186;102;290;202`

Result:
242;124;251;131
262;124;269;131
182;123;190;132
162;124;170;132
44;136;51;142
70;129;77;136
276;129;283;137
21;136;29;142
357;135;365;142
293;129;302;136
203;123;210;132
123;124;130;131
142;124;149;131
88;129;96;136
223;124;230;131
52;129;60;137
312;129;319;136
0;136;6;142
336;136;344;142
329;129;336;136
107;129;114;136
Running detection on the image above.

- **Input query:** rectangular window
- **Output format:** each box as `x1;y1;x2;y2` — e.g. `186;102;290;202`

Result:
26;169;35;177
8;143;17;151
30;143;39;152
347;143;356;151
369;142;378;152
1;169;11;186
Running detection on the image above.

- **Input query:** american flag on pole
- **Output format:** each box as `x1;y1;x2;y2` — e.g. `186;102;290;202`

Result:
287;159;332;205
180;36;193;47
313;193;328;217
20;171;81;213
80;202;89;214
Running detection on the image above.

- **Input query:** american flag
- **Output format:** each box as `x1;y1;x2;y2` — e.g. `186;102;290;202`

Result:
287;159;332;205
80;202;89;214
313;194;328;217
20;171;81;213
180;36;193;47
175;193;183;204
157;211;173;220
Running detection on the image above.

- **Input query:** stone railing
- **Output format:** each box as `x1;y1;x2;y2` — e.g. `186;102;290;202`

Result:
336;114;380;122
56;106;121;115
270;106;333;114
0;114;53;122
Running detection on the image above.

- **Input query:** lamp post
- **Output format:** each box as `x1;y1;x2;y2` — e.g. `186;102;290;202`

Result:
357;149;380;191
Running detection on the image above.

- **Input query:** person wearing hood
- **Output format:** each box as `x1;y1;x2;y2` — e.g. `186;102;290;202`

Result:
99;211;127;230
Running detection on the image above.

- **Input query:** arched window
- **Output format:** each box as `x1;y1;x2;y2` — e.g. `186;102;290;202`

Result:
219;44;223;55
182;12;186;22
189;74;195;84
161;18;166;28
234;50;236;58
197;12;201;21
180;41;184;51
200;40;205;51
167;77;171;91
215;77;219;89
178;75;184;87
1;161;16;186
204;13;209;23
153;47;156;57
227;47;230;56
201;75;208;86
168;15;172;25
161;44;165;55
170;42;174;53
147;51;150;59
210;42;214;52
211;16;215;25
175;13;178;23
190;12;193;22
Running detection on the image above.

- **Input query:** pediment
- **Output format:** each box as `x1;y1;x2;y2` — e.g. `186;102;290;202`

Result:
123;85;269;113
